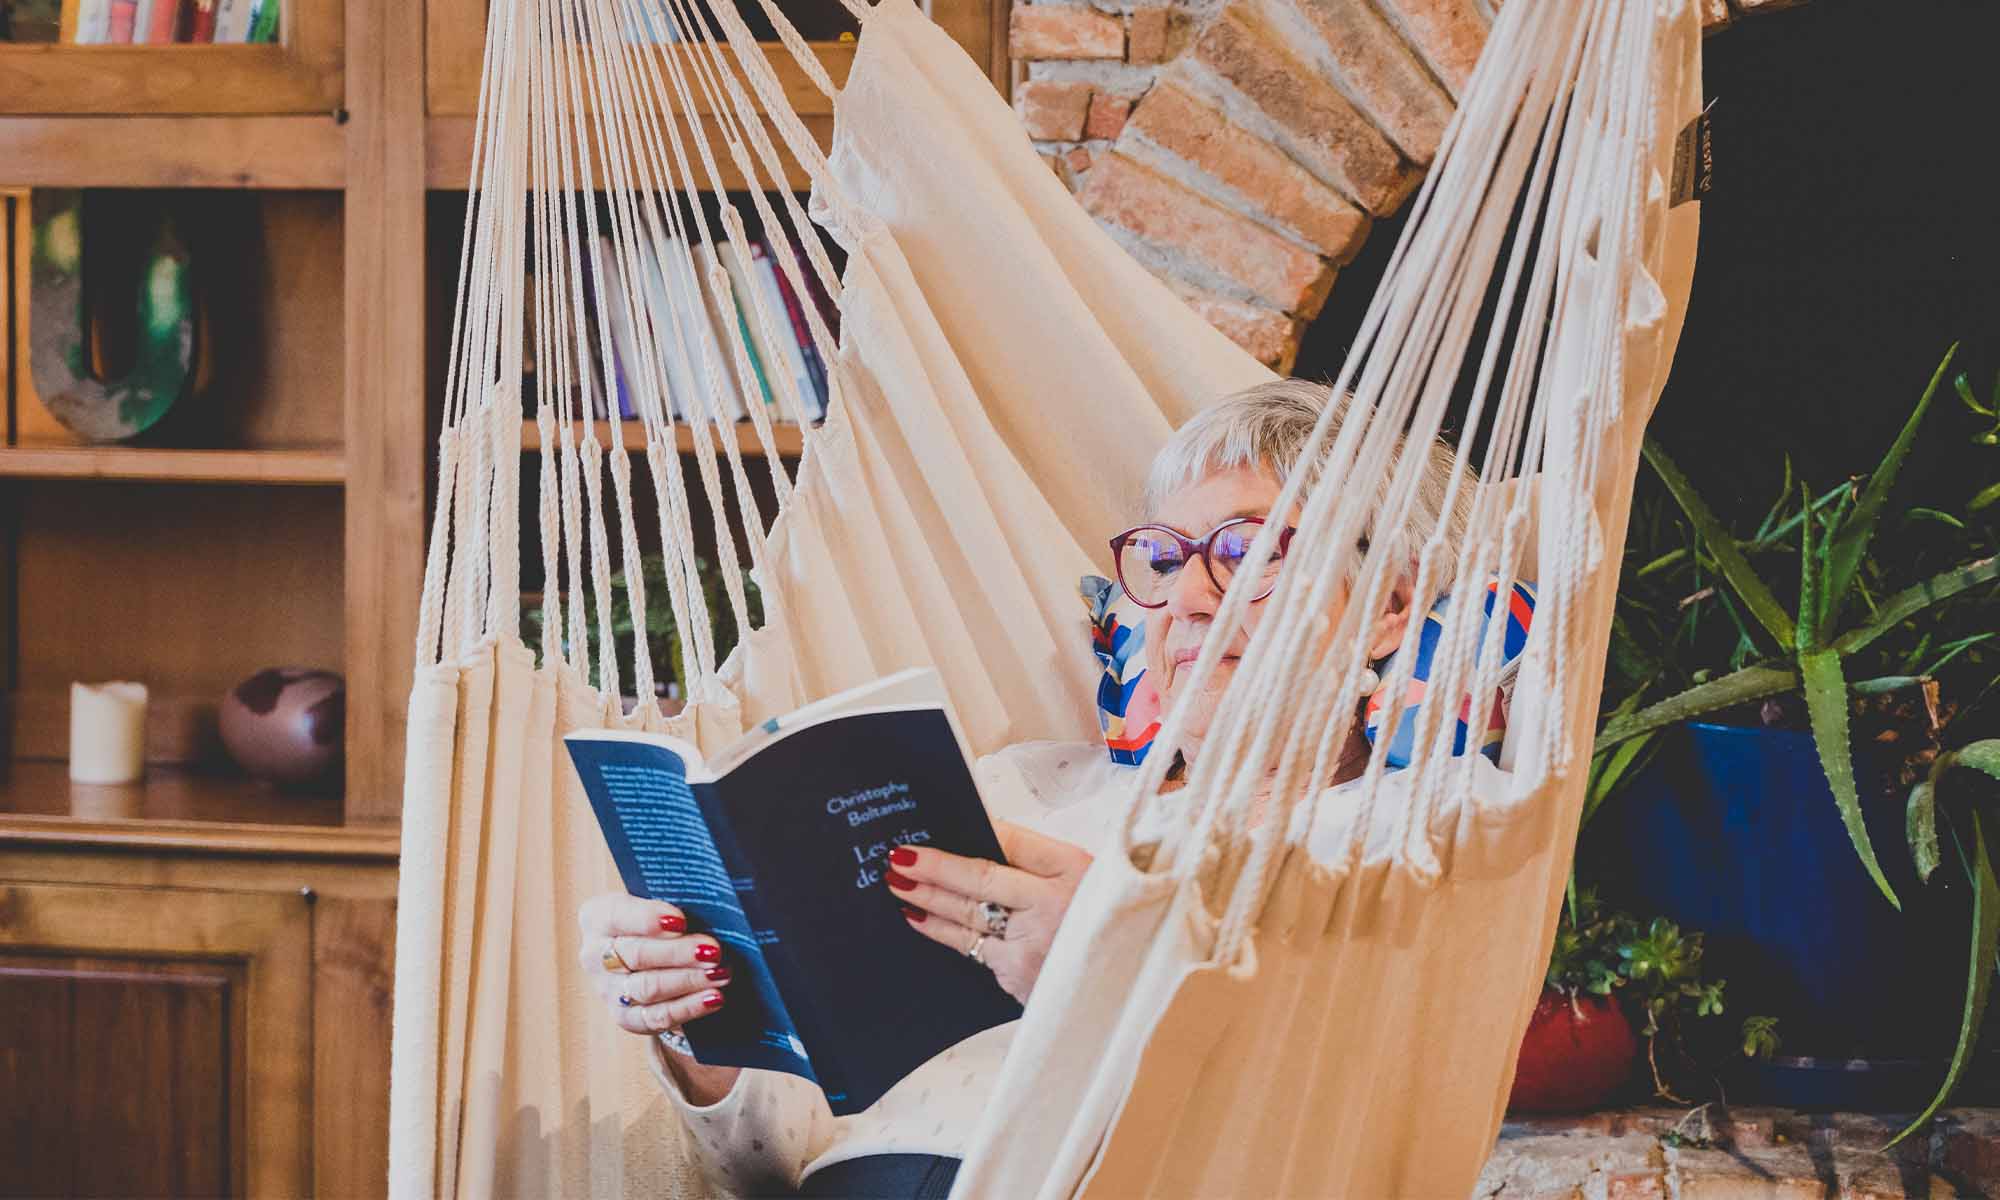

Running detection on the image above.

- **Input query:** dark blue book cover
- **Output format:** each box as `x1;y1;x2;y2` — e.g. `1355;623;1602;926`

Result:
564;673;1024;1115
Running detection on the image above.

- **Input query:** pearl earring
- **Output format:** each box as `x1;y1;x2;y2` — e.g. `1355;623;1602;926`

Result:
1357;666;1381;696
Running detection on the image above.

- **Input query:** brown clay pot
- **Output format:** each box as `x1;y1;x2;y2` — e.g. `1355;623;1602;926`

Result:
1508;988;1639;1114
218;668;344;787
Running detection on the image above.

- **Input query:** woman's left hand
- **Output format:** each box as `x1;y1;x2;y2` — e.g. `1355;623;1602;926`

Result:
888;823;1093;1004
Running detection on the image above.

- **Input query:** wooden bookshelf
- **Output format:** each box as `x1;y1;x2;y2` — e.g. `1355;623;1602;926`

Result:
0;116;346;187
520;417;805;457
0;0;1003;1189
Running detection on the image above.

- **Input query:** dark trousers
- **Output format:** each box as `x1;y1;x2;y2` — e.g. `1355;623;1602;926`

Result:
794;1153;961;1199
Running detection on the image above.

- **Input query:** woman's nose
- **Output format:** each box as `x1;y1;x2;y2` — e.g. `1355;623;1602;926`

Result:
1166;556;1222;619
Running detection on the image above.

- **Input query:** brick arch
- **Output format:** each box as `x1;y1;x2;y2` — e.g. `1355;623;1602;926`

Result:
1012;0;1777;371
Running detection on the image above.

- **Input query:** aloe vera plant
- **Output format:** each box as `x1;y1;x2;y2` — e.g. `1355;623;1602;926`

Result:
1587;343;2000;1135
1596;346;1998;909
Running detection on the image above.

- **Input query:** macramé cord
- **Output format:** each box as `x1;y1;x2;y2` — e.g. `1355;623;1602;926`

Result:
396;0;1702;1192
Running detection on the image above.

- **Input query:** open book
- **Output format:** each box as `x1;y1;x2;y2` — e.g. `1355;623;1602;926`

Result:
564;669;1024;1115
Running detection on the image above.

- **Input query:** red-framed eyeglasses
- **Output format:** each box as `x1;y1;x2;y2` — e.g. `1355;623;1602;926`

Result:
1108;517;1296;610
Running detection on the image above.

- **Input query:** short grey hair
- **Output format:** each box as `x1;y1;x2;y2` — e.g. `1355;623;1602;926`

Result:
1143;378;1476;589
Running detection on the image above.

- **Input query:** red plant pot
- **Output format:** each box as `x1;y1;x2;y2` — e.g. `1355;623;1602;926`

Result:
1508;988;1639;1114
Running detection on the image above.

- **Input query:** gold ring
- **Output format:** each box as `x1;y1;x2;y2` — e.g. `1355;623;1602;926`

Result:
600;937;633;974
966;933;989;965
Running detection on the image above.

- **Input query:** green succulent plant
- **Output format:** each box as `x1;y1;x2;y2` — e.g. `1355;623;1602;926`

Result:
1546;890;1777;1102
1582;343;2000;1140
522;553;763;695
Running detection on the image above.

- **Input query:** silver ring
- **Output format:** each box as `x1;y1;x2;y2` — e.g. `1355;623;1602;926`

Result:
966;933;989;965
976;900;1011;937
660;1028;694;1056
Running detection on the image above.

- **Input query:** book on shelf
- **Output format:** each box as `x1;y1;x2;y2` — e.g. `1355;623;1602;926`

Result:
245;0;275;42
758;239;830;419
658;239;749;424
786;227;842;344
688;239;752;422
716;242;783;419
210;0;251;40
67;0;110;42
596;236;642;421
634;245;699;423
186;0;216;41
563;668;1021;1116
616;0;678;43
131;0;179;42
748;244;824;422
105;0;134;40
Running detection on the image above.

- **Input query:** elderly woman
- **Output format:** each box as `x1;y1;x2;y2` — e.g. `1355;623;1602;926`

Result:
577;378;1476;1198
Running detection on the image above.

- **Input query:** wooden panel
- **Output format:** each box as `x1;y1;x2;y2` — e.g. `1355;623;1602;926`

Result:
65;964;234;1197
0;885;311;1197
423;0;485;118
312;898;395;1197
930;0;1002;92
0;960;237;1197
0;117;345;189
12;191;346;452
0;446;344;483
422;0;851;122
343;0;427;822
426;113;832;191
0;966;71;1196
11;482;345;701
207;191;348;450
0;0;343;115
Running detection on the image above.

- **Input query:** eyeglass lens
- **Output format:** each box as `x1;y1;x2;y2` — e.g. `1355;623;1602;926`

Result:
1117;522;1282;606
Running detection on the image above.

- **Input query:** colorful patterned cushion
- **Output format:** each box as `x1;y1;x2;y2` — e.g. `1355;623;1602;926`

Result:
1364;579;1537;769
1080;575;1161;765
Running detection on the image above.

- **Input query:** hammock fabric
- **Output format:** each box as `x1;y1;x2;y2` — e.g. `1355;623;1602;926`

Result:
388;0;1701;1190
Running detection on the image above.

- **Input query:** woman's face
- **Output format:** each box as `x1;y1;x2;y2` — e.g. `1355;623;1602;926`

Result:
1141;466;1321;759
1140;466;1414;766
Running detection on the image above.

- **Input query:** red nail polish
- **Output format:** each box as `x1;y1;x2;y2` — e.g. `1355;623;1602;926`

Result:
900;904;926;924
660;914;687;934
889;846;918;867
694;943;721;963
886;870;918;892
704;965;732;982
702;991;725;1010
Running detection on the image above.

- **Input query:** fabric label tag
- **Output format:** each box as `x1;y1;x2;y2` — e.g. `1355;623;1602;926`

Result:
1671;104;1714;207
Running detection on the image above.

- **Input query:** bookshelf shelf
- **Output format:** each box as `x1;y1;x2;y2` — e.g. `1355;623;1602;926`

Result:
0;115;345;187
519;418;805;458
0;445;346;484
0;760;400;858
0;34;343;117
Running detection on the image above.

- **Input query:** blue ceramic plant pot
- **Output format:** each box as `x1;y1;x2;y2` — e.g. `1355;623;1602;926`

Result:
1584;721;1979;1110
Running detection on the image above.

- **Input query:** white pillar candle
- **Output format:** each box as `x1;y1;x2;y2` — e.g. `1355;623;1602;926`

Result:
69;681;149;785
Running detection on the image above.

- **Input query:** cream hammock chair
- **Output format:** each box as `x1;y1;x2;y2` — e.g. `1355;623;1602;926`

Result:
389;0;1702;1191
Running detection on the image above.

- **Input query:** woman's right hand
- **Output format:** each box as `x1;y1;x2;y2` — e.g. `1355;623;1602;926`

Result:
578;892;742;1103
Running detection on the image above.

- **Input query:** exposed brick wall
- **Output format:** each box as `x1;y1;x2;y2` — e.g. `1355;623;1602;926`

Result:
1012;0;1782;371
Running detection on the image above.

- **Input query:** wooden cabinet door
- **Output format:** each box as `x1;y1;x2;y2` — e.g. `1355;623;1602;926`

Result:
0;884;312;1198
